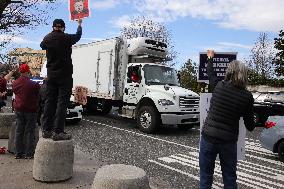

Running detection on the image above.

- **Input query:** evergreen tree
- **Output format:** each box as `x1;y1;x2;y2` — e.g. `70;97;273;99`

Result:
274;30;284;76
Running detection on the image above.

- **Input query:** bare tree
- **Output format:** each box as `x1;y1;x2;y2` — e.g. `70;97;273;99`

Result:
0;0;56;62
247;33;276;79
120;16;178;66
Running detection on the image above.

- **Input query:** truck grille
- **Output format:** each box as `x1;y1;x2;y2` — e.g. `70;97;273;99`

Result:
179;96;199;110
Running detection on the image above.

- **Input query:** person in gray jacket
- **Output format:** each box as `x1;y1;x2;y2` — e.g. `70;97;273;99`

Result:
199;50;255;189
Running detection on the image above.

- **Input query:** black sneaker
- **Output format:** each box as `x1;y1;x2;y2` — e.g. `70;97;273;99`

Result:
52;132;72;141
42;131;52;138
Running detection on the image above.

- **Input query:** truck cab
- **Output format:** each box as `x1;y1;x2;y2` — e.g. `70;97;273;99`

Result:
123;62;199;133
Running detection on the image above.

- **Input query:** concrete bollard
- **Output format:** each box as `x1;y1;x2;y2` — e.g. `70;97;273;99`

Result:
92;164;150;189
0;113;16;139
8;122;39;154
33;138;74;182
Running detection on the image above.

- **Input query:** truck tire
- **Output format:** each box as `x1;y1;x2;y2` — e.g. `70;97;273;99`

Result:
278;141;284;162
86;97;98;114
137;106;161;133
177;124;195;130
97;99;112;115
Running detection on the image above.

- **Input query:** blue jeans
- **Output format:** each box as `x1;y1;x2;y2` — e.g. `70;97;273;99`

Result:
199;135;237;189
15;112;37;157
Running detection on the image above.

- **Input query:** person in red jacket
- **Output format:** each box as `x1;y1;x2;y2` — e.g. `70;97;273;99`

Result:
131;70;140;83
12;64;40;159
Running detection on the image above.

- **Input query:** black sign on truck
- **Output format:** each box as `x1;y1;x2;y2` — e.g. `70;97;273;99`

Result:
198;52;237;82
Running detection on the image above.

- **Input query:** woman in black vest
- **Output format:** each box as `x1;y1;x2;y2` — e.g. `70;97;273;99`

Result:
199;50;255;189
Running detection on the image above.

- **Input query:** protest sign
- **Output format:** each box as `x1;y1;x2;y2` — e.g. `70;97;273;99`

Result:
199;93;246;160
74;86;88;105
198;52;237;82
69;0;90;20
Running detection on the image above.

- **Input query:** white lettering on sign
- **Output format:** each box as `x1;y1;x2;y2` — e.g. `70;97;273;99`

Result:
213;58;230;62
217;73;225;76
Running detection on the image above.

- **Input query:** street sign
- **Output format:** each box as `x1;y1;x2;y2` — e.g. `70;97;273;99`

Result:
198;52;237;82
69;0;90;20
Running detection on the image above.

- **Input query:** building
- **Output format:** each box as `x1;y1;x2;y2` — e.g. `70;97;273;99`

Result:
9;48;46;76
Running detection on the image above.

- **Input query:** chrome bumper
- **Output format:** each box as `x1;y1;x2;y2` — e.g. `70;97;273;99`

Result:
161;113;199;125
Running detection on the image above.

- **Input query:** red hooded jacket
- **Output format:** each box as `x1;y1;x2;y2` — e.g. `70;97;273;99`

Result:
12;76;40;113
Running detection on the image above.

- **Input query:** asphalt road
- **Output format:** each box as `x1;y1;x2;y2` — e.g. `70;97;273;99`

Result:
4;96;283;189
65;111;284;189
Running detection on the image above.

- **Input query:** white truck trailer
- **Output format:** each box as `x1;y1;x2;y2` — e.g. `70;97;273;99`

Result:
72;37;200;133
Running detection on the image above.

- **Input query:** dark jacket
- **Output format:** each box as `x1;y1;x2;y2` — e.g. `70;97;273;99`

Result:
202;59;255;143
12;76;40;113
40;26;82;80
0;77;7;100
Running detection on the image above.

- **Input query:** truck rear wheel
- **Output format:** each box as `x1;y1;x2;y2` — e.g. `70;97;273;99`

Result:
86;97;98;114
278;141;284;162
137;106;161;133
97;99;112;115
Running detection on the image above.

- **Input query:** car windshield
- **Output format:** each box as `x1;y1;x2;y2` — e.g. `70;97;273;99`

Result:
144;65;179;86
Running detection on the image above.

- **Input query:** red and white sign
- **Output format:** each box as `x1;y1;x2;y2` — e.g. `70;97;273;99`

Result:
74;86;88;105
69;0;90;20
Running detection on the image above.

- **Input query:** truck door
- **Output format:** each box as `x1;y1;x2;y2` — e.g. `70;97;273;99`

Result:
123;65;144;104
96;50;113;96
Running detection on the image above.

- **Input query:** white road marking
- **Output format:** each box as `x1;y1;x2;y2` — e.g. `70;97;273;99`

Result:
149;160;223;189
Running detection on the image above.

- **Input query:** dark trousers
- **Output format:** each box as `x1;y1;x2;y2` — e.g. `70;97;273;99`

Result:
199;135;238;189
15;112;37;157
42;78;72;134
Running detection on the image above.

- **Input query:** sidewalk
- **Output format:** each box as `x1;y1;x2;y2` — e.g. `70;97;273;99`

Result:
0;139;101;189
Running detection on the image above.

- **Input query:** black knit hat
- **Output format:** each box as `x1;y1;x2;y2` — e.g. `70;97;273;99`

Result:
53;19;65;27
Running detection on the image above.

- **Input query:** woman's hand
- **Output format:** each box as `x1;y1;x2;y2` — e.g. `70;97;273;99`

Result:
207;50;215;59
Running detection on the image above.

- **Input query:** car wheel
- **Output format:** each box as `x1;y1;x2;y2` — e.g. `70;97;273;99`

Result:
177;124;195;130
137;106;161;133
278;141;284;162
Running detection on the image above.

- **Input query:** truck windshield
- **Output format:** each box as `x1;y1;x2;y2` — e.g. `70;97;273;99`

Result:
144;65;179;86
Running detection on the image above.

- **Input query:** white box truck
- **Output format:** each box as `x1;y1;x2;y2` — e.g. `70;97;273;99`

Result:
72;37;200;133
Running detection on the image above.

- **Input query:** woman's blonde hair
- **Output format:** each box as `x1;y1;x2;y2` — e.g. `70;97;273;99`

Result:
224;60;248;89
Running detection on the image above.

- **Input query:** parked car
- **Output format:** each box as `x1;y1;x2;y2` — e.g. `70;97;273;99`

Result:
260;116;284;162
253;91;284;126
12;78;83;124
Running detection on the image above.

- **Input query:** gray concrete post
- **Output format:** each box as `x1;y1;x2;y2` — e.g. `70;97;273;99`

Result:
33;138;74;182
92;164;150;189
0;113;16;139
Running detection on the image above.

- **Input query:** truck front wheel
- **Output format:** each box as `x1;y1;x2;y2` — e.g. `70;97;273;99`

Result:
137;106;161;133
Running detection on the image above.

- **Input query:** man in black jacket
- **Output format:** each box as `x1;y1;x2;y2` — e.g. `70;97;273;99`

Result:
40;18;82;141
199;50;255;189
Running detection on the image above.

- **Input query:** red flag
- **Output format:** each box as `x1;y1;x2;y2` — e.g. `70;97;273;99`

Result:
69;0;90;20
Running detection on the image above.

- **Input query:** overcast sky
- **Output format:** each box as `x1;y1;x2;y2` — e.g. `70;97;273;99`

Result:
1;0;283;69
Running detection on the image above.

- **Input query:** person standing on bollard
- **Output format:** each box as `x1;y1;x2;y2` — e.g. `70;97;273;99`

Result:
199;50;256;189
40;18;82;141
12;64;40;159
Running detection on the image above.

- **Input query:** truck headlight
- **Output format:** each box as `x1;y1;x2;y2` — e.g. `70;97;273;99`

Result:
158;99;174;106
